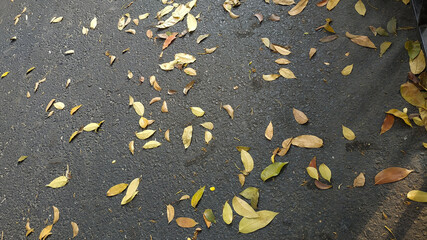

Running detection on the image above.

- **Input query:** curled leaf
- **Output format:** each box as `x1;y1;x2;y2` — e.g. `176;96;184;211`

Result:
386;109;412;127
375;167;413;185
39;224;53;240
121;177;141;205
70;105;82;115
25;219;34;236
314;180;332;189
288;0;308;16
165;129;170;142
167;204;175;223
71;222;79;238
223;104;234;119
52;206;59;224
18;156;28;163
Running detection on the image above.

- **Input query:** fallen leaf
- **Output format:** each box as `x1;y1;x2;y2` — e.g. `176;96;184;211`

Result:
83;120;104;132
265;121;273;140
121;177;141;205
380;42;392;57
200;122;214;130
90;17;97;29
239;210;278;234
317;0;328;7
53;102;65;110
405;40;421;60
196;34;210;44
292;135;323;148
272;44;291;55
183;80;195;95
52;206;60;225
223;105;234;119
376;27;389;36
387;17;397;35
341;64;354;76
400;82;426;109
39;225;53;240
25;219;34;237
353;173;365;187
423;142;427;148
241;150;254;175
306;167;319;180
133;102;145;116
204;209;216;224
375;167;413;185
139;117;149;129
254;13;263;22
269;14;280;21
46;176;68;188
205;131;213;144
184;68;197;76
288;0;308;16
107;183;129;197
167;204;175;223
82;27;88;35
45;99;55;112
279;68;296;79
309;48;317;59
64;50;75;55
176;217;198;228
190;107;205;117
261;162;288;181
342;125;356;140
222;201;233;224
319;163;331;182
71;222;78;238
239;187;259;209
187;13;197;32
18;156;28;163
346;32;376;49
238;173;245;187
182;125;193;149
163;32;178;50
354;0;366;16
326;0;340;10
293;108;308;124
319;35;338;43
386;109;412;127
380;114;395;134
50;16;63;23
26;67;35;74
143;141;162;149
191;186;205;208
273;0;295;5
70;105;82;115
261;38;270;48
314;180;332;189
1;71;9;78
146;29;153;39
232;196;259;218
69;127;83;143
409;50;426;74
407;190;427;202
157;0;197;28
275;58;291;64
263;74;280;81
278;138;293;156
149;97;161;105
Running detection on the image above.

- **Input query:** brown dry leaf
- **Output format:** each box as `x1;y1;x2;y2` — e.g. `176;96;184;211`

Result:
375;167;413;185
179;195;190;201
50;16;63;23
182;125;193;149
269;14;280;21
279;68;296;79
292;135;323;148
409;50;426;74
53;206;59;224
149;97;161;105
319;35;338;43
133;19;139;26
223;105;234;119
272;44;291;55
261;38;271;48
380;114;395;135
26;219;34;237
39;224;53;240
309;48;317;59
386;109;412;127
129;141;135;155
326;0;340;10
183;80;195;95
293;108;308;124
161;101;168;112
273;0;295;5
176;217;198;228
254;13;263;23
265;121;273;140
316;0;328;7
263;74;280;81
70;105;82;115
146;29;153;39
71;222;78;238
346;32;376;49
278;138;293;156
353;173;365;187
341;64;353;76
315;180;332;189
163;32;178;50
165;129;170;142
275;58;291;64
46;99;55;112
167;204;175;223
288;0;308;16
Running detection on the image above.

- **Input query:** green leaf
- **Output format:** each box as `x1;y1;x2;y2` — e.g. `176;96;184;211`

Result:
240;187;260;209
222;200;233;224
260;162;288;181
203;209;216;223
380;42;392;57
387;17;397;35
191;186;205;208
232;196;259;218
239;210;279;234
405;40;421;60
319;163;331;182
376;27;389;36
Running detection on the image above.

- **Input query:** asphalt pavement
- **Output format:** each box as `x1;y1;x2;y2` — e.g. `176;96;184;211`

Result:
0;0;425;239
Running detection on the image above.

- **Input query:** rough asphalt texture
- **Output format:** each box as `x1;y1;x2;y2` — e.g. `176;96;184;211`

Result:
0;0;426;239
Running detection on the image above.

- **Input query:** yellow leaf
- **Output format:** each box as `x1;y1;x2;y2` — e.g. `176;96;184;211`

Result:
160;60;178;71
121;177;141;205
306;167;319;180
423;142;427;149
265;121;273;140
25;219;34;237
175;53;196;64
82;26;88;35
1;71;9;78
292;135;323;148
190;107;205;117
262;74;280;81
238;173;245;187
69;130;81;143
167;204;175;223
26;67;35;74
241;150;254;174
39;224;53;240
107;183;128;196
182;125;193;149
275;58;291;65
223;200;233;224
223;104;234;119
341;64;353;76
326;0;340;10
279;68;296;79
386;109;412;127
50;16;63;23
239;210;278;234
232;196;259;218
71;222;79;238
407;190;427;202
288;0;308;16
46;176;68;188
52;206;60;224
380;42;392;57
83;122;102;132
90;17;97;29
191;186;205;208
135;130;156;140
200;122;214;130
165;129;171;142
409;50;426;74
197;34;210;43
142;141;162;149
133;102;145;116
184;67;197;76
354;0;366;16
273;0;295;5
129;141;135;155
293;108;308;124
309;48;317;59
70;105;82;115
18;155;28;162
261;38;270;48
319;163;331;182
342;125;356;140
139;117;149;129
187;13;197;32
272;44;291;55
53;102;65;110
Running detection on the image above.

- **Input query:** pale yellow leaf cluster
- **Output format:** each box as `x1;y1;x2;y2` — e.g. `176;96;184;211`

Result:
156;0;197;28
121;177;141;205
